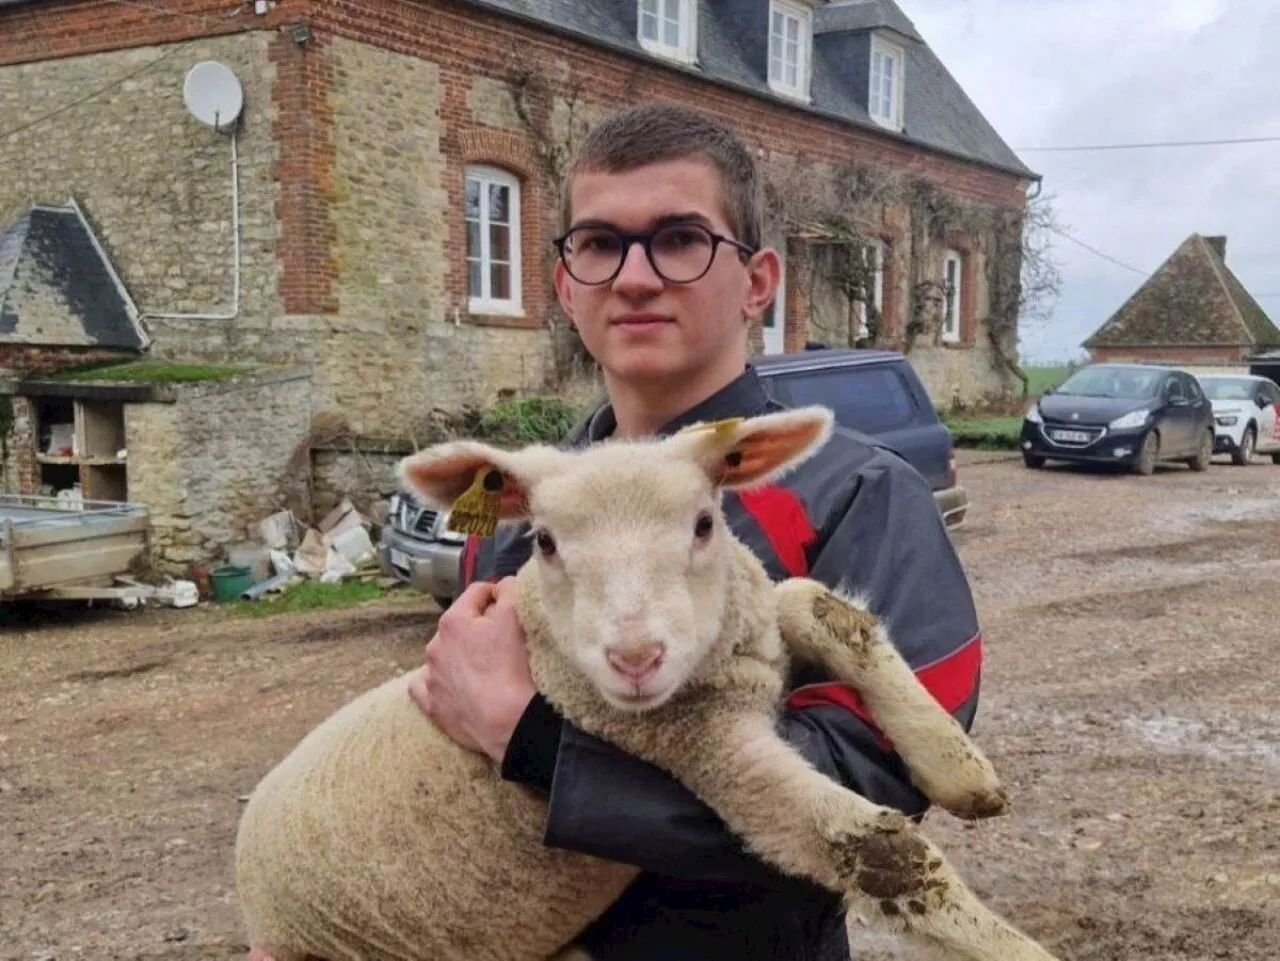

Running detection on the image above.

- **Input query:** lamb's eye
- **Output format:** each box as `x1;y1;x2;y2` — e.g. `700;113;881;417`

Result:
694;511;714;540
534;530;557;556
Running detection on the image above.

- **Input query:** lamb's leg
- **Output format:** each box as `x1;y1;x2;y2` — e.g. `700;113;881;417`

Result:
775;578;1008;820
671;710;1059;961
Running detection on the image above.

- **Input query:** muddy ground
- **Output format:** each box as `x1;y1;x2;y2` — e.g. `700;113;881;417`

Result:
2;451;1278;960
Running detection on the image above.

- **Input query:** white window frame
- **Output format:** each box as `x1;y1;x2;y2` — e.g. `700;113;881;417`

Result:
868;34;905;131
465;164;522;316
638;0;698;64
942;248;962;343
768;0;812;102
854;239;885;340
762;246;787;354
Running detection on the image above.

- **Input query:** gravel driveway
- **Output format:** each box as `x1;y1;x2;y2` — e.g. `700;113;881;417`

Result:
2;452;1277;960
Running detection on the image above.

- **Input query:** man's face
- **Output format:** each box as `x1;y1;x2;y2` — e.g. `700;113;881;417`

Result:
553;158;780;386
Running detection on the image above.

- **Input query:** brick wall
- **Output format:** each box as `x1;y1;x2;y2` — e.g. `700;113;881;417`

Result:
0;346;135;378
1090;346;1254;365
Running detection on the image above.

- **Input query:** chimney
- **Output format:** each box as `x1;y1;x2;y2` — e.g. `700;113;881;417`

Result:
1205;235;1227;260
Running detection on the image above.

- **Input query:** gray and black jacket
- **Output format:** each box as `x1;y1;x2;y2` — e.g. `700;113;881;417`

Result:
460;366;984;961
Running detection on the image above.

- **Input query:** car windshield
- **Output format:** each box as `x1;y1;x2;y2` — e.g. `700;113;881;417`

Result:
1198;377;1256;401
1055;366;1162;399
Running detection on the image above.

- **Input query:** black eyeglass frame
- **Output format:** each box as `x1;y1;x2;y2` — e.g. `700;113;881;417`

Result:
551;221;759;286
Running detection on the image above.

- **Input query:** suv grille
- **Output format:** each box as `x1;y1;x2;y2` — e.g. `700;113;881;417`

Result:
397;499;440;538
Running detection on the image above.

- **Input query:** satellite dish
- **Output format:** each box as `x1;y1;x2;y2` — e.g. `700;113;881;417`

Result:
183;60;244;132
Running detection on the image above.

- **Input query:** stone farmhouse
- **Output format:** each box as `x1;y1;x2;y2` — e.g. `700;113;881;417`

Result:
0;0;1038;571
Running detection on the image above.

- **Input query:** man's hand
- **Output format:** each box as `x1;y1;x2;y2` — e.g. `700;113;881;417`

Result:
409;577;537;762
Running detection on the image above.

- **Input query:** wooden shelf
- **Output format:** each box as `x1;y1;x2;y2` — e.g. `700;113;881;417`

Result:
36;454;126;466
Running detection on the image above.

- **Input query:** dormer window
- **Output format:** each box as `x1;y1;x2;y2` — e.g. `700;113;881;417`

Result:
768;0;812;100
869;34;904;130
638;0;697;64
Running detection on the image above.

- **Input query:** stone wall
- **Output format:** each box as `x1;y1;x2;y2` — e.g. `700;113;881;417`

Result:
125;370;312;573
0;33;283;365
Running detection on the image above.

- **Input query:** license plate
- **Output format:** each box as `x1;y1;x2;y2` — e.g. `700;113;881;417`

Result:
389;548;411;569
1051;429;1092;443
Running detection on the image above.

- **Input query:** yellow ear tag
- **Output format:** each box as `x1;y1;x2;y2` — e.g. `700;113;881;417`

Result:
448;466;505;538
677;416;744;441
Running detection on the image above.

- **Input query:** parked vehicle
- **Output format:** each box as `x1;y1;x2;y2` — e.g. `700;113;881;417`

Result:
379;348;968;608
1020;362;1215;474
1189;371;1280;465
0;493;151;601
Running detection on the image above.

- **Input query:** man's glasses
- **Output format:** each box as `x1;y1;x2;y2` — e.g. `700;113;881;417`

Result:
552;222;757;286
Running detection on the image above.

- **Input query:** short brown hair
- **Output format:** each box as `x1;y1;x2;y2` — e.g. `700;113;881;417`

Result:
564;103;765;251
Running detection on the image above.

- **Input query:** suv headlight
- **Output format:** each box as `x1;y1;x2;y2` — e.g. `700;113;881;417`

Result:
1025;403;1043;424
435;511;469;544
1215;414;1238;426
1109;409;1150;430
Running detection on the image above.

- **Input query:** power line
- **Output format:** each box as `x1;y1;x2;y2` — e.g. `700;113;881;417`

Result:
1018;134;1280;152
0;0;245;145
1046;226;1149;276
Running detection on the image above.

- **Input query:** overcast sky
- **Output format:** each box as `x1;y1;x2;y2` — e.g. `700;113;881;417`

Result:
904;0;1280;363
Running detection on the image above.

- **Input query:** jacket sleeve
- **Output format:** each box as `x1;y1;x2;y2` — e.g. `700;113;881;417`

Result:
499;451;984;883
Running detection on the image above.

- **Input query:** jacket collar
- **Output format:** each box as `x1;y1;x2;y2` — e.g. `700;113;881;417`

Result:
567;365;775;449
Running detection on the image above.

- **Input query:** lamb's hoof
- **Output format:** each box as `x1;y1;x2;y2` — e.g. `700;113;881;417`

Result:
944;785;1011;821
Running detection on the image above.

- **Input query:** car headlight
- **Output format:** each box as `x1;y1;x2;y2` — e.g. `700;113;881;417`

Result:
435;511;469;544
1109;409;1151;430
1215;415;1238;426
1025;404;1043;424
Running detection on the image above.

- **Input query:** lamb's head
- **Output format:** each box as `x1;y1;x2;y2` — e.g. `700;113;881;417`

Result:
398;406;834;711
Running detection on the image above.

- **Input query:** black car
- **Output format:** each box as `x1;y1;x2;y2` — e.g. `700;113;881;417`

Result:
1020;362;1215;474
753;348;968;526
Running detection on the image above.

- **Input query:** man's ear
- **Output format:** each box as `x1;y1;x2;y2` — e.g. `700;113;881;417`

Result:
672;406;835;489
397;442;568;536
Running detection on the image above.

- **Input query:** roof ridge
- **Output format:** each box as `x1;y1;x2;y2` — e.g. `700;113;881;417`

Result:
1197;234;1280;347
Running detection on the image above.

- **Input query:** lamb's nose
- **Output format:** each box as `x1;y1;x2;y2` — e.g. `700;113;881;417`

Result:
606;643;665;681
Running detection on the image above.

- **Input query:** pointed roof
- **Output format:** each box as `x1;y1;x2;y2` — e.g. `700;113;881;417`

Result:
1083;234;1280;350
0;201;149;351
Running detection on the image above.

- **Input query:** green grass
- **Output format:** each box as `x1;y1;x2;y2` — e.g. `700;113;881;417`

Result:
1024;364;1073;396
224;578;384;618
46;361;255;384
943;415;1023;450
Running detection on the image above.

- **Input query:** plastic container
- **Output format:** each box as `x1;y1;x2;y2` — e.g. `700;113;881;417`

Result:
211;564;254;602
169;580;200;609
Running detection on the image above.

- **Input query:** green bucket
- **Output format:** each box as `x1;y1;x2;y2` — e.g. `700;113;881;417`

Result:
211;564;255;602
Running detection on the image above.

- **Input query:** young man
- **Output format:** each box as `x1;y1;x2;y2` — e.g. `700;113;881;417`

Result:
416;103;986;961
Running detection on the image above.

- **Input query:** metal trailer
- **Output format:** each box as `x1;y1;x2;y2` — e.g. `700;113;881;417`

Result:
0;493;156;602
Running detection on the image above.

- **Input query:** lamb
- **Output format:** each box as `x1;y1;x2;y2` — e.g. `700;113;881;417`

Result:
234;404;1062;961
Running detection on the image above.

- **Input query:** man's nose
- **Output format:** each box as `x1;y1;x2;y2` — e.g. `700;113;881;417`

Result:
612;240;664;291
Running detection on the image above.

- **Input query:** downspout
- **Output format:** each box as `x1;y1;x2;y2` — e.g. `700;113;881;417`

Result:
143;129;242;322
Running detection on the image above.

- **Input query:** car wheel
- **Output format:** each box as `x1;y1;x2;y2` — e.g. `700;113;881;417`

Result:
1188;428;1213;471
1023;452;1046;469
1132;430;1159;475
1272;452;1280;465
1231;426;1256;466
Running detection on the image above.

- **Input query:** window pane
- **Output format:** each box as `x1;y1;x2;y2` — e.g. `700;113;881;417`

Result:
489;223;510;262
467;221;481;259
776;369;915;435
490;262;511;300
487;183;509;224
465;179;480;218
468;258;482;298
663;15;679;46
787;16;798;42
641;11;657;40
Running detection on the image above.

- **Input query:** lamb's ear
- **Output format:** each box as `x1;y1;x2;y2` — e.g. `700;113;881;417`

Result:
673;406;835;489
396;441;568;537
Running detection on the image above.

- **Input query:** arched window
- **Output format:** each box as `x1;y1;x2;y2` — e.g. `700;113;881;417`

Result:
465;165;522;314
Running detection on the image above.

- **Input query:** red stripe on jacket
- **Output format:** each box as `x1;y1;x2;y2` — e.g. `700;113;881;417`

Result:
786;634;984;747
735;483;982;745
460;534;481;589
737;485;818;577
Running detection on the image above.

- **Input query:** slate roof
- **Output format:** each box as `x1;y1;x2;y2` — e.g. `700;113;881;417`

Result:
0;202;149;351
1083;234;1280;350
454;0;1036;179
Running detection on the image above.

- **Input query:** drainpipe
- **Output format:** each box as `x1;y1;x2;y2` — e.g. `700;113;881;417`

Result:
141;129;242;323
